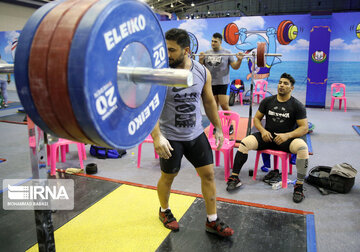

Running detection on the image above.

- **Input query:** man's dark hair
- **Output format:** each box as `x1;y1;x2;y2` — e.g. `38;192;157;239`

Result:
165;28;190;49
281;72;295;86
213;32;222;41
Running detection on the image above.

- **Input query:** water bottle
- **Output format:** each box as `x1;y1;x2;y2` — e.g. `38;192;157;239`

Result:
272;181;282;190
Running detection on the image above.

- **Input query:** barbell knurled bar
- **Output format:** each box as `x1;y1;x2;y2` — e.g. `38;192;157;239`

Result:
193;53;282;57
194;42;281;68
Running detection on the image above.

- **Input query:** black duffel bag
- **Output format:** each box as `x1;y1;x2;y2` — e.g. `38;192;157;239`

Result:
305;163;357;195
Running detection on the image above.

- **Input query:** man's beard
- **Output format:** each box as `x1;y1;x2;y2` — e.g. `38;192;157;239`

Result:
169;54;184;68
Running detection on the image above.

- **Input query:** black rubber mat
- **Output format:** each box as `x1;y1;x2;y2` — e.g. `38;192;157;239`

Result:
157;198;308;252
0;112;27;125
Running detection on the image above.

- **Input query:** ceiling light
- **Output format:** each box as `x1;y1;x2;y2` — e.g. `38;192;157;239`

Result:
208;10;211;14
170;3;174;7
191;2;195;7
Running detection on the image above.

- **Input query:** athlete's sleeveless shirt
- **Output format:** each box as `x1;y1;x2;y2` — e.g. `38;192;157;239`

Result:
159;60;207;141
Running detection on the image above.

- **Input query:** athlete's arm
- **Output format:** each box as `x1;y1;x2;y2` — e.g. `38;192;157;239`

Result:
254;110;273;142
229;52;244;70
274;118;308;145
151;122;173;159
201;68;224;150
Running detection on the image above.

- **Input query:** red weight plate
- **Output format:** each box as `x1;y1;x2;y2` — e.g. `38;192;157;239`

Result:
28;0;81;140
47;0;99;145
257;42;266;68
224;23;239;45
277;20;292;45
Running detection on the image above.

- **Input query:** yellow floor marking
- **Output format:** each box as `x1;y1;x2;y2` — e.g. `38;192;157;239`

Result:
27;185;195;252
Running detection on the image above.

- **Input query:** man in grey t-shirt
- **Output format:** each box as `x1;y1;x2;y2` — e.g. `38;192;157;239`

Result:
199;33;244;114
0;54;11;108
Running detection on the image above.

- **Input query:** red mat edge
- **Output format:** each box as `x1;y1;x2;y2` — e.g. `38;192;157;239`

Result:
74;173;314;216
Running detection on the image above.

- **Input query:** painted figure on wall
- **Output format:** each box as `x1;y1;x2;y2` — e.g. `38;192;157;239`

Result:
223;20;298;80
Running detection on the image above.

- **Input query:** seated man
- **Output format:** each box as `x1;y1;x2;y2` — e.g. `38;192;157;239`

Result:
226;73;309;203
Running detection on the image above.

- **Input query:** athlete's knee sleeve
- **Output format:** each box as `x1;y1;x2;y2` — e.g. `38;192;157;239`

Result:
232;151;248;175
289;138;309;159
237;135;258;154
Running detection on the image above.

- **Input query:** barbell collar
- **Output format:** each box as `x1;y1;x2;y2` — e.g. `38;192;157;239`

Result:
0;64;193;87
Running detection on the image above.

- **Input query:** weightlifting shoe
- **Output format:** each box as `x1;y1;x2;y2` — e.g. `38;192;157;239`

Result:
229;125;234;135
159;208;179;231
263;169;279;183
293;183;305;203
226;175;242;191
206;218;234;237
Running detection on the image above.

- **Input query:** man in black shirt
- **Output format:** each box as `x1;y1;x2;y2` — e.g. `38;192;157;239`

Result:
227;73;309;203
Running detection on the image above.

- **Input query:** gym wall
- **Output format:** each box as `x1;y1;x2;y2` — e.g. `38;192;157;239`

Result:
160;13;360;110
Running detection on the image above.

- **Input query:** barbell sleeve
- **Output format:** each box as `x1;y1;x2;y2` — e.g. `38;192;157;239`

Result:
117;66;193;88
0;63;13;74
0;64;193;88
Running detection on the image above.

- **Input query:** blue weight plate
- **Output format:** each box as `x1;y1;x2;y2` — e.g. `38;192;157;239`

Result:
14;0;64;135
68;0;167;149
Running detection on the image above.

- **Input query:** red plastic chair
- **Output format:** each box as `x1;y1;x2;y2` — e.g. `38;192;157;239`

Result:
208;111;241;181
137;135;159;168
252;79;268;104
253;149;293;188
330;83;347;112
47;138;86;175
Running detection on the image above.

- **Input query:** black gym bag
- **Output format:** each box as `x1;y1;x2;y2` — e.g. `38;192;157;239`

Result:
305;163;357;195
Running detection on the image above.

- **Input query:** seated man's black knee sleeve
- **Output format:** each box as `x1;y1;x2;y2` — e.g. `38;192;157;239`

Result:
233;151;248;175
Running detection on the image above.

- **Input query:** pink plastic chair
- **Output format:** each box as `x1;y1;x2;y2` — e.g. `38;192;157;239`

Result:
252;79;268;104
47;138;86;175
330;83;347;112
253;149;293;188
208;111;240;181
137;135;159;168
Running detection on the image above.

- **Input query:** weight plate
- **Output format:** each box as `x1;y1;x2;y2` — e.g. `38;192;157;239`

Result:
68;0;167;149
14;0;64;136
288;24;298;41
257;42;266;68
28;0;81;140
277;20;292;45
47;0;99;144
283;22;293;43
223;23;239;45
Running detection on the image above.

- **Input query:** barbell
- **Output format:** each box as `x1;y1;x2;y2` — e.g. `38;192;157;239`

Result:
193;42;282;68
3;0;195;149
223;20;298;45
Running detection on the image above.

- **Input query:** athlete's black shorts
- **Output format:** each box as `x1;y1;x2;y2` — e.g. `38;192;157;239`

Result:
253;132;307;152
212;84;229;96
160;132;213;174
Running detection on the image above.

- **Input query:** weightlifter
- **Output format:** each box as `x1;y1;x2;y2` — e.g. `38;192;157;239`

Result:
151;28;234;237
226;73;309;203
199;33;244;134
